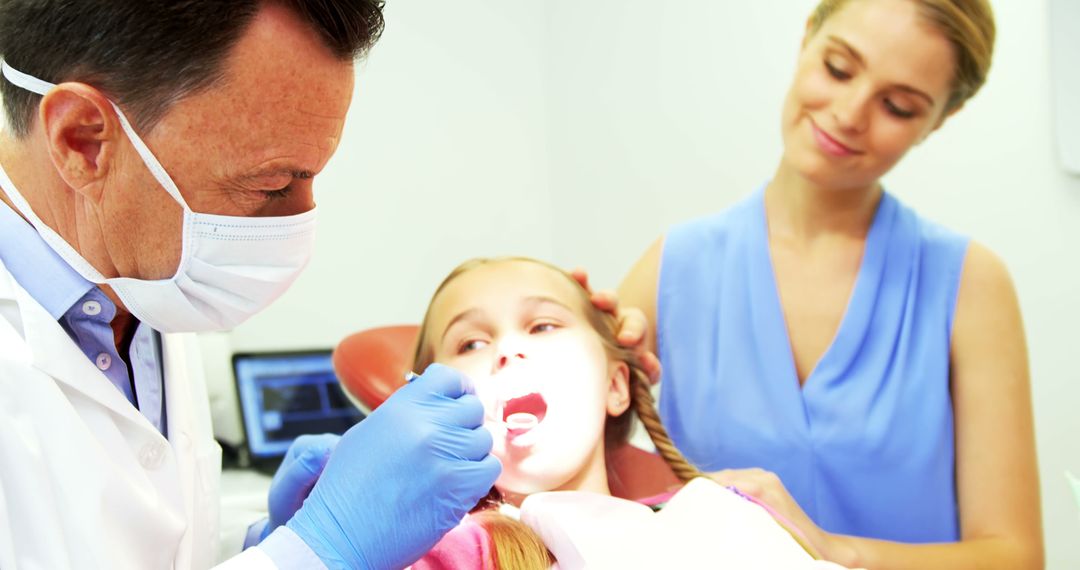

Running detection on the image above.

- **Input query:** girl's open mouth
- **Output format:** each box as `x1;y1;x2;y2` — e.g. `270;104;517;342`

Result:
502;392;548;434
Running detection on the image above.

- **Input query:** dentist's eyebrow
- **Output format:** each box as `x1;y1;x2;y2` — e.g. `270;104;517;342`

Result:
826;35;935;106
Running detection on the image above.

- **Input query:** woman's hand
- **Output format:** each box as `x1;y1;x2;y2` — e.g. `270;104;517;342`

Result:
570;267;662;383
708;468;854;565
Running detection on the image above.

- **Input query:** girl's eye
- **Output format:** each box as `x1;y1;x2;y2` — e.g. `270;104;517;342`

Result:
529;322;559;334
884;98;916;119
458;339;489;354
824;59;851;81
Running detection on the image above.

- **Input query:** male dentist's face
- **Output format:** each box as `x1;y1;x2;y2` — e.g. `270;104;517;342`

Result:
427;261;626;495
98;3;354;282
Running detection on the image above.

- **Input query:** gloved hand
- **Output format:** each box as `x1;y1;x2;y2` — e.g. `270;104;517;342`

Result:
262;433;340;541
286;364;501;570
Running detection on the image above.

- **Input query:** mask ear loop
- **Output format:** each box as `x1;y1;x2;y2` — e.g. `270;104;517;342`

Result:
0;59;53;97
0;64;114;285
0;59;193;213
0;158;114;284
1;59;199;285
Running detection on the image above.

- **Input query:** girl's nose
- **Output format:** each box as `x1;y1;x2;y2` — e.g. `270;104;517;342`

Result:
494;351;526;374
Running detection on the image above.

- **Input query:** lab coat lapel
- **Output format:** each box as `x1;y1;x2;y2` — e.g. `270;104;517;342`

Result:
9;273;156;432
2;263;222;568
163;332;222;569
0;264;28;356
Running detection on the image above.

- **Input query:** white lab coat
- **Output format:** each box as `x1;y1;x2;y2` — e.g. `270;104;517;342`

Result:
0;260;276;569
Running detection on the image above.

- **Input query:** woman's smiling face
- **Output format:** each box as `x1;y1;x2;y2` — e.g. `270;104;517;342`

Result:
780;0;957;191
426;260;628;495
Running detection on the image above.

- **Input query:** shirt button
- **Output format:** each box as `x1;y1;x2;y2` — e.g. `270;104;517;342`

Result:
139;442;167;471
82;300;102;316
95;353;112;371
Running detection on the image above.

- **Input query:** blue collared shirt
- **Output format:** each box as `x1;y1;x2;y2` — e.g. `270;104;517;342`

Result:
0;199;166;434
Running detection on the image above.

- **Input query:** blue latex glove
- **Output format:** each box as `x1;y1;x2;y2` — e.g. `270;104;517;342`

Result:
261;433;340;541
286;364;501;570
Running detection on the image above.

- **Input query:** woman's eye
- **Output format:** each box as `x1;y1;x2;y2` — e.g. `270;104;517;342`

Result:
529;322;559;334
884;98;916;119
458;339;489;354
824;59;850;81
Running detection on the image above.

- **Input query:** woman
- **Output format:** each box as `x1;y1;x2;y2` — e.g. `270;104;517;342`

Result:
407;257;836;569
618;0;1042;568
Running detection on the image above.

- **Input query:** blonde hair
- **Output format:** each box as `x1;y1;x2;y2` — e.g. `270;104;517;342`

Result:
412;257;703;569
808;0;996;112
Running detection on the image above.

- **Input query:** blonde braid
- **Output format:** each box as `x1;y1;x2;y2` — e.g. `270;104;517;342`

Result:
628;367;703;483
629;368;823;560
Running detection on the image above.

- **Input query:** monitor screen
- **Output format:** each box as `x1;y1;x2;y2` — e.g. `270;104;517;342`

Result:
233;351;365;460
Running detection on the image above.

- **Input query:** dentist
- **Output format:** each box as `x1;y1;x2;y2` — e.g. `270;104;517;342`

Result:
0;2;501;569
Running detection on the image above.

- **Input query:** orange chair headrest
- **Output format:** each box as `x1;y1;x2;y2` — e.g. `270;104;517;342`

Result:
333;324;420;412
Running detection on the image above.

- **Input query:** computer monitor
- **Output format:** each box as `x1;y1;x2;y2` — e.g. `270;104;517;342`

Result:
232;350;365;471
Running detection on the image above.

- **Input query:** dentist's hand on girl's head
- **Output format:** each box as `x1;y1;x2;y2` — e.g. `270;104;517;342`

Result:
286;364;501;570
571;267;662;383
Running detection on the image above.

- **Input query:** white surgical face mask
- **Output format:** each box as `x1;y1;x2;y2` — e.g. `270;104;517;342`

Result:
0;61;317;333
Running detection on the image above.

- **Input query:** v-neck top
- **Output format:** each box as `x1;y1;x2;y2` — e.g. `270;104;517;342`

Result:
656;186;969;543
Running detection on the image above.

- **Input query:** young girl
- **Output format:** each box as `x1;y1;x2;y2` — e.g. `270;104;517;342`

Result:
406;257;839;569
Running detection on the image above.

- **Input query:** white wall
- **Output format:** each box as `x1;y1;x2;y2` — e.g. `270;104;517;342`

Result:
227;0;555;351
221;0;1079;566
544;0;801;274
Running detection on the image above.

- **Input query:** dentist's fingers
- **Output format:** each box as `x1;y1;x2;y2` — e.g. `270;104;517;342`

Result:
413;363;476;398
440;394;486;429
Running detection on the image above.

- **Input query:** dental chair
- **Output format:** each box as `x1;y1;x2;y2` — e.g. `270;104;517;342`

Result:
332;325;681;500
332;324;418;413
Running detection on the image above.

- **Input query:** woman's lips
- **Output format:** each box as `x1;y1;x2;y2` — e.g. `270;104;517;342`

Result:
810;120;861;157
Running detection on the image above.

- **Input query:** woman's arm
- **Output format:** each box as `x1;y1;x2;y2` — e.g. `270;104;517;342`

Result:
712;243;1044;569
838;242;1043;569
617;236;665;358
951;243;1043;567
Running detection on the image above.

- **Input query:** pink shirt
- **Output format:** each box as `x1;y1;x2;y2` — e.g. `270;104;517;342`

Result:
411;516;495;570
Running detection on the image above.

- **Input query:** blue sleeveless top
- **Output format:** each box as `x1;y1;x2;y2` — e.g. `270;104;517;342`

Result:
657;187;968;542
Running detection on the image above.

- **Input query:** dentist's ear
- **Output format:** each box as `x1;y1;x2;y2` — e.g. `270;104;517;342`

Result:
606;361;632;416
39;83;121;202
